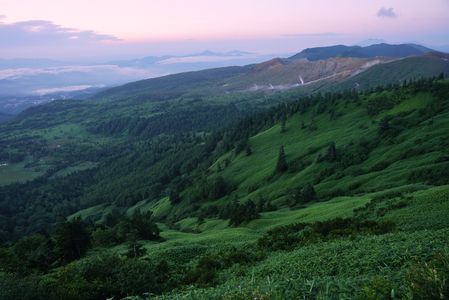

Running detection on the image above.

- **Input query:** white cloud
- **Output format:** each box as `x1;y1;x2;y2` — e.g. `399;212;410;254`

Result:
0;20;118;47
34;85;101;95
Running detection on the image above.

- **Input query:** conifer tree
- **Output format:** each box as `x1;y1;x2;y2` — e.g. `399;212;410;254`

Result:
301;183;317;203
276;146;288;172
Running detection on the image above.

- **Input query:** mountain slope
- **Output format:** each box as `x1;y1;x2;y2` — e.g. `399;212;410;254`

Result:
95;44;446;101
330;52;449;91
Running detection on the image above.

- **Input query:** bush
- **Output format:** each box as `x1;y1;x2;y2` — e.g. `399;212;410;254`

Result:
258;218;395;251
91;227;118;247
367;95;396;116
408;253;449;299
117;210;160;241
358;276;397;300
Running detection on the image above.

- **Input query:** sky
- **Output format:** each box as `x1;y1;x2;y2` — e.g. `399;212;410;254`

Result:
0;0;448;60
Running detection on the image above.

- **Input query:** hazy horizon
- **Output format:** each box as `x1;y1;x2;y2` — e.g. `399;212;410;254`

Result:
1;0;448;61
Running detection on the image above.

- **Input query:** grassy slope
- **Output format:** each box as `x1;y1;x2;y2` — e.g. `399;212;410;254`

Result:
147;183;449;299
201;91;439;209
138;84;449;297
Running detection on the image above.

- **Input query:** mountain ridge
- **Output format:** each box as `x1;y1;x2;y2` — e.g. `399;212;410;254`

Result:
95;44;448;101
289;43;435;61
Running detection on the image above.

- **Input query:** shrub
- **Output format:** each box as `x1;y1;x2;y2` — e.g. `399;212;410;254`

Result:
408;253;449;299
258;218;395;251
117;210;160;241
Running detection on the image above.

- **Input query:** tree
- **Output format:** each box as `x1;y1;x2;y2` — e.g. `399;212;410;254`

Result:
276;146;288;173
104;206;123;227
117;210;160;241
229;200;259;226
325;142;338;162
54;218;91;263
301;183;317;203
14;234;55;271
169;187;181;205
208;176;229;200
243;200;259;220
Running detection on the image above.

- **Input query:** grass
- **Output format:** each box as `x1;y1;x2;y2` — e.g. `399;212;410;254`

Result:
68;204;111;222
158;228;449;299
152;184;449;299
50;161;98;179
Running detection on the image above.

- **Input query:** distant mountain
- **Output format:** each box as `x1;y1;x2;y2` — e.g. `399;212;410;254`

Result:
0;51;269;102
357;39;387;47
290;43;435;61
97;46;449;102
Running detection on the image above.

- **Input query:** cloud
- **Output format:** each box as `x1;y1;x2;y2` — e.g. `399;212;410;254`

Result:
34;85;101;95
0;20;118;47
0;65;151;80
377;7;397;18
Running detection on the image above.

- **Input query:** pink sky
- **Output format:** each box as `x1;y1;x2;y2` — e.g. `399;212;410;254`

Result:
0;0;448;59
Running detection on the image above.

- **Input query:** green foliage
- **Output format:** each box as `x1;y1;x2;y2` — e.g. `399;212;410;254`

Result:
288;183;317;206
219;199;260;226
91;227;118;247
184;246;264;287
126;237;147;258
358;276;397;300
54;218;91;263
258;218;395;251
117;210;160;241
408;253;449;299
275;145;288;173
366;94;396;115
228;200;259;226
14;234;55;272
184;176;234;203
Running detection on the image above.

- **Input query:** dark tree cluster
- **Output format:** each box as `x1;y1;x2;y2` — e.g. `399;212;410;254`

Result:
219;199;259;226
288;183;317;207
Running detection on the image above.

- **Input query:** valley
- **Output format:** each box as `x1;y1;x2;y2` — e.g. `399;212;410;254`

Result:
0;43;448;299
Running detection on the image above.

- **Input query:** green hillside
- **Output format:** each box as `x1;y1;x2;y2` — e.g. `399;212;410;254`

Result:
1;75;449;299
